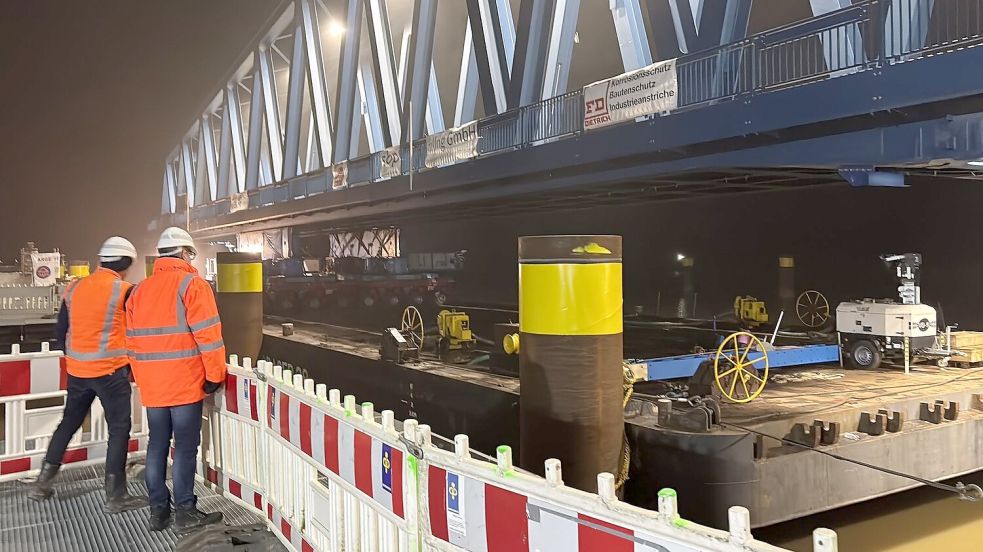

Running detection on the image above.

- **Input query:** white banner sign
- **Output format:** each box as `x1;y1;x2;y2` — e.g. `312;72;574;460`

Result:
380;146;402;179
583;58;678;130
425;121;478;169
31;253;60;286
230;191;249;213
332;161;349;190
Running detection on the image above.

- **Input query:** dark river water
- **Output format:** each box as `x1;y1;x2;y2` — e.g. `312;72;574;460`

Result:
757;471;983;551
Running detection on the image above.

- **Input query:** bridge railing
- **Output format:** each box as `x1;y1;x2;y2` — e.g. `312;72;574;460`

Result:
897;0;983;59
186;0;983;225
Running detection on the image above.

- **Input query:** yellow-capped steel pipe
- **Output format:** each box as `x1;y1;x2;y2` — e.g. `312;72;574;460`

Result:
216;252;263;361
217;261;264;293
68;261;90;279
518;235;623;493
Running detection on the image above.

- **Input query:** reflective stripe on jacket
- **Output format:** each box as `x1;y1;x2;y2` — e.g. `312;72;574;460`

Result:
125;257;227;407
63;267;132;378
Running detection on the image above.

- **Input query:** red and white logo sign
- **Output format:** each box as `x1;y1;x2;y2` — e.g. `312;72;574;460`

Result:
31;252;60;286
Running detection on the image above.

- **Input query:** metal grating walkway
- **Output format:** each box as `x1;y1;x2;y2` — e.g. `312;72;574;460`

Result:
0;464;283;551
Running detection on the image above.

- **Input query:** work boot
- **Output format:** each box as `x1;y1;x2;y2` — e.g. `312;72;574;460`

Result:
27;461;60;502
103;472;148;514
174;506;223;533
148;505;172;532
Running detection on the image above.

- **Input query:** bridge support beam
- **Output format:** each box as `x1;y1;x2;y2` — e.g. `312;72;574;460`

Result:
810;0;866;70
180;140;196;204
334;0;365;164
258;47;284;183
358;60;387;154
455;26;480;126
883;0;935;57
543;0;581;98
401;0;439;142
244;62;263;191
509;0;554;108
217;85;246;198
712;0;752;95
199;114;219;203
282;9;307;180
611;0;653;71
367;0;402;146
301;0;333;168
161;171;175;215
466;0;515;115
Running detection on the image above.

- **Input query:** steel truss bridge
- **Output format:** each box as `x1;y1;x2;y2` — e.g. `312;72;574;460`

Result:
157;0;983;238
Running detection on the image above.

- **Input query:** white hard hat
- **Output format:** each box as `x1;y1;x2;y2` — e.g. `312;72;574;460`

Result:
157;226;197;257
98;236;137;262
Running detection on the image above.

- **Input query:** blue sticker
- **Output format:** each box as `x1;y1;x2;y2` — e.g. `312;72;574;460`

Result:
382;444;393;492
447;472;460;513
446;472;466;536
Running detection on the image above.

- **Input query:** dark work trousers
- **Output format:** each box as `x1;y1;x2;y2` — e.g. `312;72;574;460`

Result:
45;367;133;475
145;401;203;509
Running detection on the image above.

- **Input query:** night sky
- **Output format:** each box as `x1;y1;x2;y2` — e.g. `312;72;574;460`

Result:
0;0;279;263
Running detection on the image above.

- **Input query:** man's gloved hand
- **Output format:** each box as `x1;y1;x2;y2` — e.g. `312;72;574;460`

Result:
203;380;222;394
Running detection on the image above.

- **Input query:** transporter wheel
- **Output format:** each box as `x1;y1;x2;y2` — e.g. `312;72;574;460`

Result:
401;306;425;351
847;339;881;370
796;290;831;329
714;332;769;403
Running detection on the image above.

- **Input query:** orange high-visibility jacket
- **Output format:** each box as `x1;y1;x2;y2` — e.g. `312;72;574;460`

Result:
125;257;227;407
63;267;133;378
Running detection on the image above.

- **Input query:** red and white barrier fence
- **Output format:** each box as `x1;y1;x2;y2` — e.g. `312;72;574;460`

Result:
199;356;838;552
0;344;149;482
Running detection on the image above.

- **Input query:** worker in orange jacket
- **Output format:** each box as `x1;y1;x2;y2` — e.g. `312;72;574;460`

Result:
28;237;147;513
125;227;227;533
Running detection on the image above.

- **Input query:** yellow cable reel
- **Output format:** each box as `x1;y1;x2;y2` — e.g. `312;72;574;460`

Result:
714;332;769;403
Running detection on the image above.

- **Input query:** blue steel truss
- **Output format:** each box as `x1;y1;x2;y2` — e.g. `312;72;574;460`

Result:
161;0;983;236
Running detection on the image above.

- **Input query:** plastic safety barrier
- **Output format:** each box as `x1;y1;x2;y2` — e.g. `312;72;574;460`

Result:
0;344;149;482
199;356;839;552
202;357;417;552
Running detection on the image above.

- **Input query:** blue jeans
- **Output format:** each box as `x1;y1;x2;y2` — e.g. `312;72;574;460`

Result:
145;401;203;509
46;367;132;474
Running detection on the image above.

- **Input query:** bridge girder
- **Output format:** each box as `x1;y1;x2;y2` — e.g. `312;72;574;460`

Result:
161;0;974;238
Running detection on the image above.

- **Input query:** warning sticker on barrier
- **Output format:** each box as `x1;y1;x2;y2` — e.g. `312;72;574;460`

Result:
382;444;394;492
583;58;677;130
447;471;466;537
